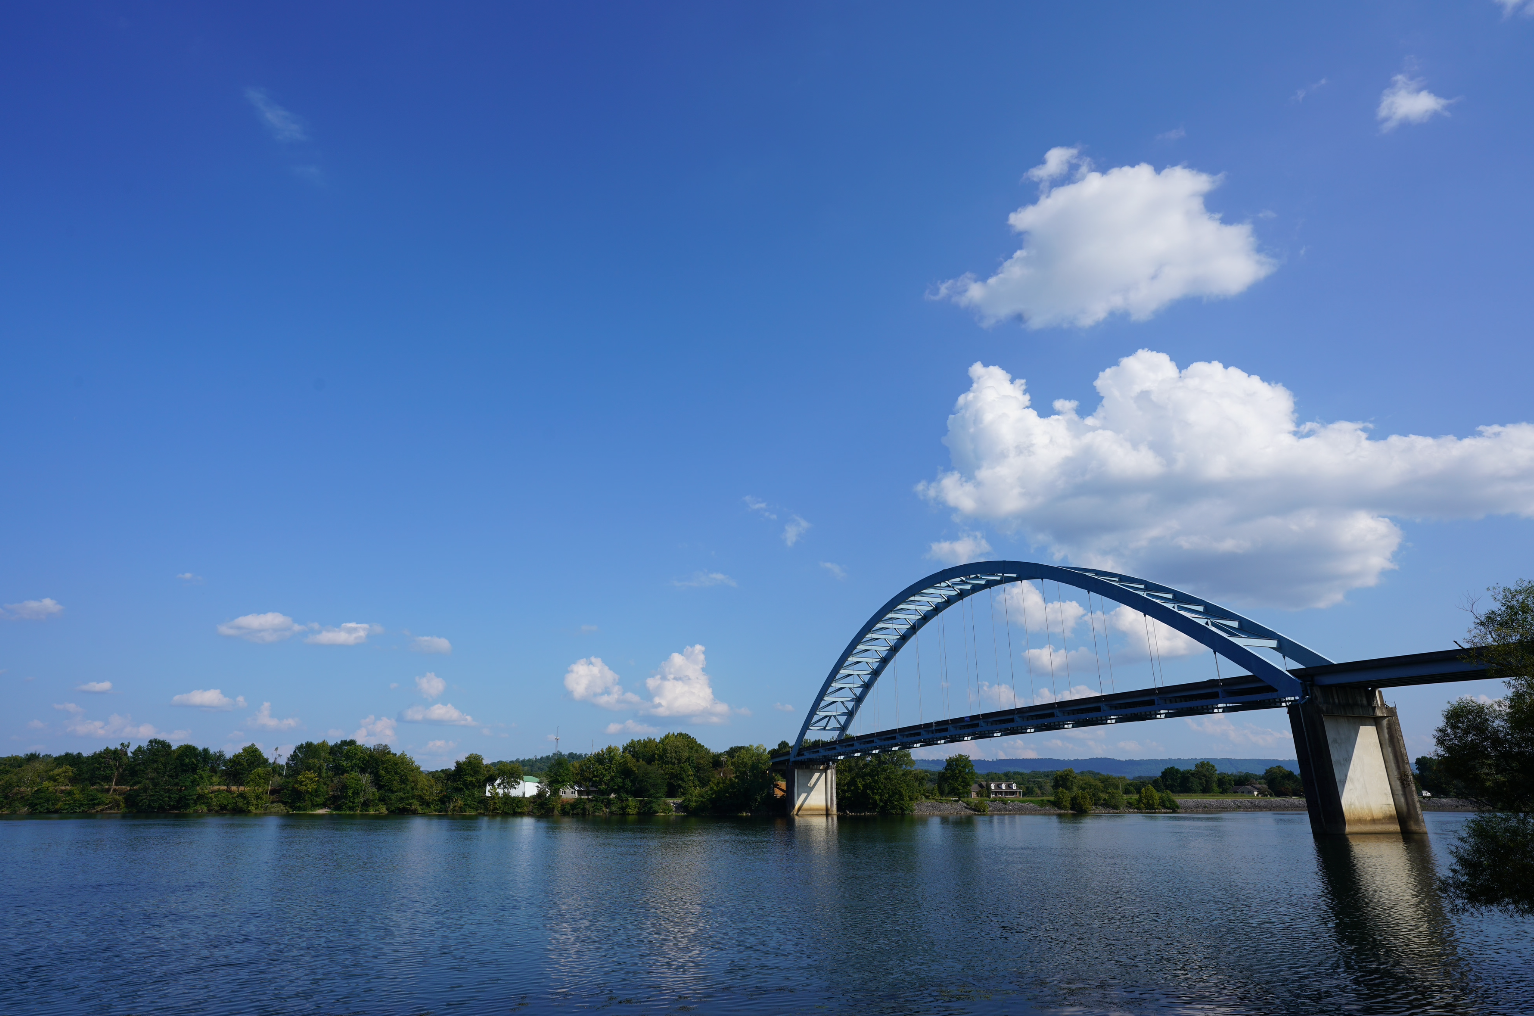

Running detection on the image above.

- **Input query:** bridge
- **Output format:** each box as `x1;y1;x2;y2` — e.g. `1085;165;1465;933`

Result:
777;562;1493;836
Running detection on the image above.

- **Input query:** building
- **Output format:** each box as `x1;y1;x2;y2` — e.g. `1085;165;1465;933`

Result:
486;776;542;798
972;781;1022;798
1231;784;1261;796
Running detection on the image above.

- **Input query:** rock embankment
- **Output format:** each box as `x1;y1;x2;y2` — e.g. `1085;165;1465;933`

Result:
1173;798;1307;812
1420;797;1478;811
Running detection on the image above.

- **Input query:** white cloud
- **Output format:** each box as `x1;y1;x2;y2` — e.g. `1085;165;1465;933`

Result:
645;645;732;723
415;672;447;700
54;704;159;740
744;495;777;519
820;562;848;580
920;353;1534;608
411;635;452;655
1025;145;1085;183
400;702;477;726
1377;72;1455;132
423;739;457;752
247;702;300;731
1292;78;1328;103
172;689;246;711
580;624;599;633
353;715;396;745
1496;0;1534;16
927;532;992;565
783;515;812;546
673;571;737;589
1183;715;1293;748
305;622;382;646
245;87;307;142
2;597;63;621
567;647;734;724
176;572;203;584
1155;127;1186;142
774;702;797;712
76;681;112;693
605;719;659;735
565;658;642;710
937;149;1273;329
217;612;306;643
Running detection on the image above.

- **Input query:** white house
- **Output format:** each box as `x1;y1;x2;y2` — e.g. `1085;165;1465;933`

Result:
485;776;578;799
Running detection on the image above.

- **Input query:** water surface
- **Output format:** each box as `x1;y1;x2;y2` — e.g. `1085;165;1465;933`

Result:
3;811;1528;1014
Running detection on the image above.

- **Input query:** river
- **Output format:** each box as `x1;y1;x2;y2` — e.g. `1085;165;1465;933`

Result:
2;811;1529;1014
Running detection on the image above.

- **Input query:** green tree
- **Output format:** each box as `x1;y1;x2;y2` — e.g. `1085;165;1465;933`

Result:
682;745;776;814
1431;579;1534;914
1192;760;1219;793
1264;766;1303;797
938;755;979;798
1070;788;1095;813
1137;784;1161;810
837;751;924;814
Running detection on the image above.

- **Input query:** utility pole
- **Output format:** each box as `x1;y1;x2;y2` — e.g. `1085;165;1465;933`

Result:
555;726;559;756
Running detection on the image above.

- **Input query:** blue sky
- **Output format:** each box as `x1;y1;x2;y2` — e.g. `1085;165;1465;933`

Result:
5;2;1534;767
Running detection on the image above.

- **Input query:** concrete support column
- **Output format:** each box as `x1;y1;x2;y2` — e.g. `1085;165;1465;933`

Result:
1288;687;1426;836
790;764;837;817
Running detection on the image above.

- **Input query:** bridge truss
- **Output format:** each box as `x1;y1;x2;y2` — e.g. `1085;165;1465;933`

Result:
788;562;1335;764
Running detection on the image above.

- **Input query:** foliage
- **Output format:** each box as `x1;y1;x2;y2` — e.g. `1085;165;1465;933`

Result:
837;751;924;814
681;744;776;815
1440;813;1534;917
1430;580;1534;915
1137;784;1162;810
620;732;716;797
1263;766;1303;797
1413;755;1466;798
938;754;979;798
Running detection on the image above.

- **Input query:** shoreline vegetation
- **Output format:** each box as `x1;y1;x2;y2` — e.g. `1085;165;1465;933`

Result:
1;732;1304;819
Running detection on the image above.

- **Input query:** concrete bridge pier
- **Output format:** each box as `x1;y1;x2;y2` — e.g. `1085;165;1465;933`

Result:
789;763;836;817
1288;687;1426;836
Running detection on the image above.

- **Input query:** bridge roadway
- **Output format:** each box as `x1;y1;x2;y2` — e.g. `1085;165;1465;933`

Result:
779;649;1487;766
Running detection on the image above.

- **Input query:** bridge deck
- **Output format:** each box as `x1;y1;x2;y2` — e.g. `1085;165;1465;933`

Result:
783;648;1488;765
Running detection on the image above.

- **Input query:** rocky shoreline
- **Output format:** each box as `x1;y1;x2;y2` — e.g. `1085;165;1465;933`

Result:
911;796;1480;816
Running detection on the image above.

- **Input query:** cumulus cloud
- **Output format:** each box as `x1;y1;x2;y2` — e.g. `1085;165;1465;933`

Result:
927;532;992;565
1377;72;1455;132
54;703;161;740
936;148;1273;329
567;647;734;724
217;612;306;643
1183;714;1292;748
76;681;112;693
177;572;203;584
783;515;812;546
415;672;446;699
247;702;300;731
673;571;737;589
411;636;452;655
644;645;732;723
172;689;246;711
2;598;63;621
353;715;396;745
564;657;642;710
305;622;382;646
605;719;659;735
820;562;848;580
774;702;797;712
920;353;1534;607
245;87;307;142
400;702;477;726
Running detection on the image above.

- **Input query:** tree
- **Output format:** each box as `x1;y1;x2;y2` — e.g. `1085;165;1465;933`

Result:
543;755;576;799
1137;784;1161;810
682;745;775;814
938;755;979;799
837;751;923;814
1432;579;1534;914
1192;760;1219;794
1264;766;1303;797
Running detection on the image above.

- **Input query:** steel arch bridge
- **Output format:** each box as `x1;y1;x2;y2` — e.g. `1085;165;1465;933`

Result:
787;561;1333;764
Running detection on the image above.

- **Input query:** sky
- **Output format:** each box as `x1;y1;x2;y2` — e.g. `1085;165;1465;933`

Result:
4;2;1534;769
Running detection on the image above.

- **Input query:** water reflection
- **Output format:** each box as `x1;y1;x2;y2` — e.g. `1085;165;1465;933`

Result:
1313;832;1474;1012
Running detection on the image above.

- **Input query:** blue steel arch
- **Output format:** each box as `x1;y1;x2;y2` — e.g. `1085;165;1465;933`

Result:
790;561;1331;761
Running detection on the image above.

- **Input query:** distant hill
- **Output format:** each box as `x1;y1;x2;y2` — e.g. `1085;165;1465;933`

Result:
912;757;1298;777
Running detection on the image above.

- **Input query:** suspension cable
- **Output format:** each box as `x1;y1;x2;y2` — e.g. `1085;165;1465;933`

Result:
1022;581;1037;704
1002;584;1018;708
915;630;924;723
1043;581;1059;698
1056;580;1073;692
1086;590;1105;696
1142;612;1158;689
